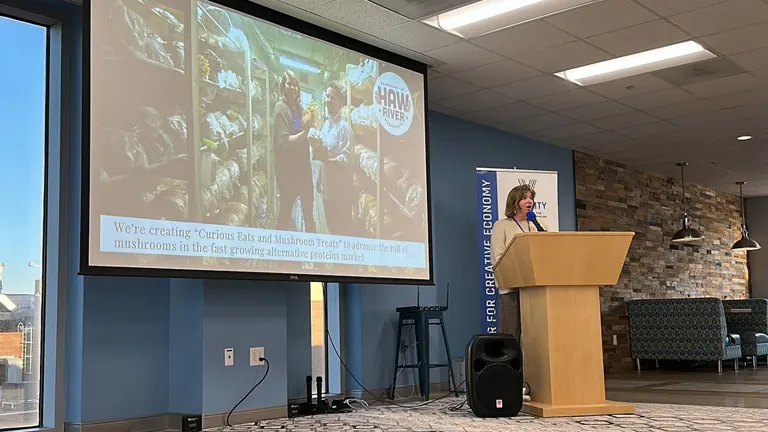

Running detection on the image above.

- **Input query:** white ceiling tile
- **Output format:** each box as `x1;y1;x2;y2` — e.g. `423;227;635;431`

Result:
428;103;462;117
585;20;690;57
544;0;658;38
452;60;541;87
492;75;579;100
426;42;504;74
428;69;443;79
374;22;460;53
645;99;722;119
729;47;768;71
434;90;514;113
515;41;613;73
668;110;744;129
278;0;337;10
512;113;578;132
539;122;605;140
666;0;768;37
365;0;474;20
471;20;576;58
527;89;609;111
601;142;658;160
586;74;673;99
682;73;766;98
590;111;659;129
473;102;549;122
700;22;768;55
635;0;730;17
754;67;768;83
615;121;681;138
311;0;410;32
428;76;481;100
705;84;768;108
727;101;768;120
618;88;699;110
559;101;635;121
558;131;628;147
639;128;699;144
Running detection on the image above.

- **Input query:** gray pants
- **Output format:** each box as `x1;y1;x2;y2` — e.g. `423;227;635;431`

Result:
498;290;521;343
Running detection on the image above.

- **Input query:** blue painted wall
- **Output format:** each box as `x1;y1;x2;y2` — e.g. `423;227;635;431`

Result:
168;279;204;415
201;280;291;414
80;277;170;421
54;0;576;420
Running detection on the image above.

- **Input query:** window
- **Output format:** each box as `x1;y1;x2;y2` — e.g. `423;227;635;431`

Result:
310;282;325;394
310;282;341;396
0;15;47;429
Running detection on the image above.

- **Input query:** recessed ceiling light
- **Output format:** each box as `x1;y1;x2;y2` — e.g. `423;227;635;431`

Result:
737;135;752;141
423;0;605;39
554;41;717;86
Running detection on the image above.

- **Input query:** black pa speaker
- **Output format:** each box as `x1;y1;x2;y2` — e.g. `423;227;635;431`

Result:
465;333;523;417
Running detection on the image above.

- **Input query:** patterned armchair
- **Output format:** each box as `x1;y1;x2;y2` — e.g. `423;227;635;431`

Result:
723;299;768;369
628;298;742;373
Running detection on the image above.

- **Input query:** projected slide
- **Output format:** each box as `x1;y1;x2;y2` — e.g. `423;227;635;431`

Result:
88;0;430;280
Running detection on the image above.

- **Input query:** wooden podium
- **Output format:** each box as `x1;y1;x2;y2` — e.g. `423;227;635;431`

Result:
493;231;635;418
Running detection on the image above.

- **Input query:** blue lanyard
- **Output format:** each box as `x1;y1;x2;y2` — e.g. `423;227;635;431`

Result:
513;218;530;233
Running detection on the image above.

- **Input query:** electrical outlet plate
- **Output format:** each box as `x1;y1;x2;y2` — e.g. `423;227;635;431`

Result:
250;347;264;366
224;348;234;366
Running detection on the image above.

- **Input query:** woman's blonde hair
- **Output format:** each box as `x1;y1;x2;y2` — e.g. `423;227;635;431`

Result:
504;185;535;218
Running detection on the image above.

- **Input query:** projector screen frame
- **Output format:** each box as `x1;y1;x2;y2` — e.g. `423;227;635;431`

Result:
79;0;434;285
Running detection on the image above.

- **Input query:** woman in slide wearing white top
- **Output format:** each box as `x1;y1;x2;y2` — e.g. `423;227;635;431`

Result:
490;184;548;343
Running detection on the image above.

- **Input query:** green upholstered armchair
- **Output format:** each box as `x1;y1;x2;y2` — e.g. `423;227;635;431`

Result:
723;299;768;369
628;298;742;373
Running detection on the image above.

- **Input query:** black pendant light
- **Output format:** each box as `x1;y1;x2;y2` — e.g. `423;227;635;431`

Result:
732;181;761;251
671;162;704;243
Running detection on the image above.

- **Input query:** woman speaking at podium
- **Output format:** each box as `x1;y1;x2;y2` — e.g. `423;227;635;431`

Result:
490;184;548;342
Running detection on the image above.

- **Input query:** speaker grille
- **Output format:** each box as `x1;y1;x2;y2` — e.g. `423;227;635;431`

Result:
474;364;521;414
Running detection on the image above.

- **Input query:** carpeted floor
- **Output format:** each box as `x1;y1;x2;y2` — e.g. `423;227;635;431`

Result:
219;397;768;431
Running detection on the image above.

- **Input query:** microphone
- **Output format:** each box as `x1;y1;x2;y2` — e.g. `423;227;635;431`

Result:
526;211;546;232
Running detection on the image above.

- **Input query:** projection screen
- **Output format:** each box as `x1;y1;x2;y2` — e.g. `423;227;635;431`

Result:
85;0;432;282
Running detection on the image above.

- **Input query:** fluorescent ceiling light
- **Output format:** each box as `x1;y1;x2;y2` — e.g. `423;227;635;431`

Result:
423;0;605;39
279;56;320;74
737;135;752;141
554;41;717;86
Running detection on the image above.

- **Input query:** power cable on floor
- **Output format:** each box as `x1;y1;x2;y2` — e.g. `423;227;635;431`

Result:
226;357;270;427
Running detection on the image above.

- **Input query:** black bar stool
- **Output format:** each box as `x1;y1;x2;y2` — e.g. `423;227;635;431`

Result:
390;306;459;400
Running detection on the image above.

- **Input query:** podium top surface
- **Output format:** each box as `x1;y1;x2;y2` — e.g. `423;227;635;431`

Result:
492;231;634;289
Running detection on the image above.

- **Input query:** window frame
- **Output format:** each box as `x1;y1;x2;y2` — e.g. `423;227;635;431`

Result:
0;1;78;431
0;9;51;431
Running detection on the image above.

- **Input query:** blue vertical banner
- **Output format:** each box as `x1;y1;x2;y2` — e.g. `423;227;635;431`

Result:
476;169;499;334
476;167;560;334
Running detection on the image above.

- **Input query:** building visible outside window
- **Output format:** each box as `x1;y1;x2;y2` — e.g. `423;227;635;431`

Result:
0;15;47;429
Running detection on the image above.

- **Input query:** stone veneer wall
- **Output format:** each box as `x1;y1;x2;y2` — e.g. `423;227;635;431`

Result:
574;151;749;373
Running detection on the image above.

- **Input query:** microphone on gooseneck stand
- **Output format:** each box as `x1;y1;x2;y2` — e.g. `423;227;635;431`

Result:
526;211;546;232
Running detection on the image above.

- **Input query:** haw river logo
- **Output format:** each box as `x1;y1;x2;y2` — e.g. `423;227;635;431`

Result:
373;72;413;136
518;178;537;189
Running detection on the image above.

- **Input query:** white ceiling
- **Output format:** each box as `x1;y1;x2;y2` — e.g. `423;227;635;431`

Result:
252;0;768;197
